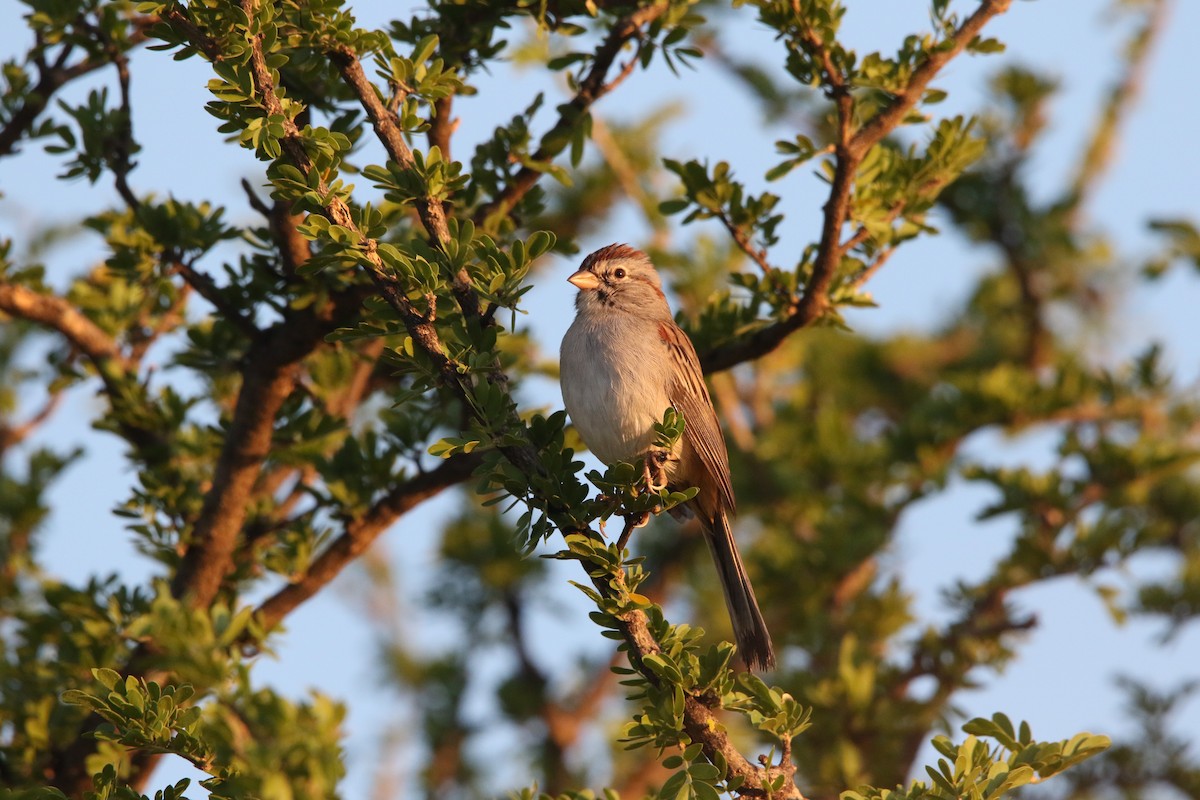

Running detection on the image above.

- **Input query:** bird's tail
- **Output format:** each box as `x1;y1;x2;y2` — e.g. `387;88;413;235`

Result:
704;512;776;671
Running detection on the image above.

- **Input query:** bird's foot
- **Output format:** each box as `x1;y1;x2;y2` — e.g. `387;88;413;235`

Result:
642;450;670;494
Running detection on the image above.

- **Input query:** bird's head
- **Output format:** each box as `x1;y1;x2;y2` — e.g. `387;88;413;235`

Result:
567;243;668;316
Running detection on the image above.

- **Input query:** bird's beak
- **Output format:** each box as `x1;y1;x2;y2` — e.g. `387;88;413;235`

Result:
567;269;600;291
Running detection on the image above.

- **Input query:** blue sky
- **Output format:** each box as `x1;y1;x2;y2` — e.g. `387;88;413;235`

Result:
2;0;1199;795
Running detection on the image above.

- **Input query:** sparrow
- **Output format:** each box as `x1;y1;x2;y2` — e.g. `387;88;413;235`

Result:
559;243;775;670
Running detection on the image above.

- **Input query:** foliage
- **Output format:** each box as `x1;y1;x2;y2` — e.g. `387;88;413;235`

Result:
0;0;1194;799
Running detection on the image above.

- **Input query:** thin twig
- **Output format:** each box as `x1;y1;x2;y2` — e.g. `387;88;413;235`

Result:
1062;0;1167;227
717;209;776;275
0;17;152;158
851;0;1014;157
847;246;896;292
474;2;671;227
82;14;140;209
0;391;65;453
173;260;260;338
240;177;273;217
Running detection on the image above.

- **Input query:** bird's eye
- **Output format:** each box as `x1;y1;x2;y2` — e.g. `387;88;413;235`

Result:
613;268;626;279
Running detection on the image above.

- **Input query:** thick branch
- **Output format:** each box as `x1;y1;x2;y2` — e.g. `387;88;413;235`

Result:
0;282;124;365
428;95;456;160
161;7;388;611
170;346;297;604
170;276;369;608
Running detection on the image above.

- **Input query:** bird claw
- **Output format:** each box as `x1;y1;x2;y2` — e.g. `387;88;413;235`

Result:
642;450;669;494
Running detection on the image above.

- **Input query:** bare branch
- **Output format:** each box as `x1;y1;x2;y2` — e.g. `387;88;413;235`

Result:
240;177;272;217
170;348;298;604
1062;0;1168;226
846;245;896;293
328;337;387;419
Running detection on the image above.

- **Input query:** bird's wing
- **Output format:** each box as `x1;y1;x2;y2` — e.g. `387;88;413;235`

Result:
658;320;736;516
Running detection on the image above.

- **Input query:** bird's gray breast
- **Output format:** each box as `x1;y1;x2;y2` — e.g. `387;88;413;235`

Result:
560;312;673;465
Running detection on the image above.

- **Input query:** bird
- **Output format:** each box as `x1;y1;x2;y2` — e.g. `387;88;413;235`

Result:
559;243;776;671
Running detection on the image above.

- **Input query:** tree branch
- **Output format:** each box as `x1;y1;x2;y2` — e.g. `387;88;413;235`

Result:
167;0;459;609
2;59;96;157
326;45;492;323
0;282;125;365
717;210;776;275
172;260;261;338
0;14;154;158
474;2;670;227
1062;0;1167;226
850;0;1014;157
170;282;368;609
0;390;65;454
233;9;797;796
253;453;482;631
328;46;452;247
79;14;140;209
700;0;1013;374
162;7;224;62
603;568;803;798
169;347;296;607
428;95;456;162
